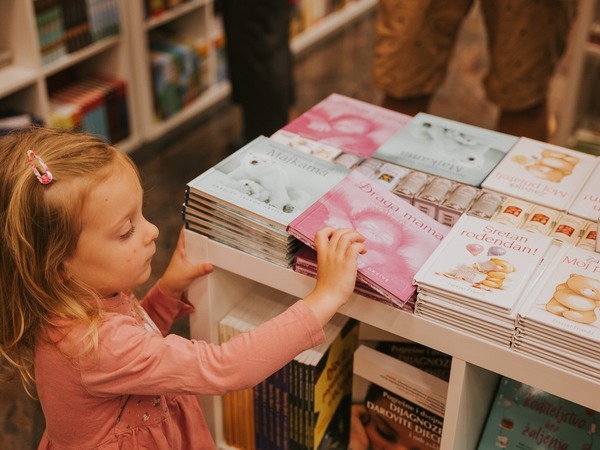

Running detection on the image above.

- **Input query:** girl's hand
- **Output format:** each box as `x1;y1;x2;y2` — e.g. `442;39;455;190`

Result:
303;227;366;325
158;227;214;299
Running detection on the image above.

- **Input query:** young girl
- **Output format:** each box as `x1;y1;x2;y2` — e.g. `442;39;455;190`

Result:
0;127;366;449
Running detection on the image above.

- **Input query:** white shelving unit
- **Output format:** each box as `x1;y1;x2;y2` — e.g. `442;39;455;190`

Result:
555;0;600;148
184;230;600;450
0;0;376;153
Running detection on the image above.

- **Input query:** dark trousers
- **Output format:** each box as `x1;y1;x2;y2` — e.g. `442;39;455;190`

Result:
219;0;295;141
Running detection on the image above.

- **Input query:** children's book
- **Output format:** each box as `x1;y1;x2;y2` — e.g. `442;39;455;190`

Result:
281;93;411;158
566;158;600;221
481;136;597;211
350;345;448;450
287;170;450;307
414;214;555;314
477;376;600;449
186;135;350;230
513;244;600;378
372;112;518;186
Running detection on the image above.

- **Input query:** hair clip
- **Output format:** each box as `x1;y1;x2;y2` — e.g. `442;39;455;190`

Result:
27;150;53;185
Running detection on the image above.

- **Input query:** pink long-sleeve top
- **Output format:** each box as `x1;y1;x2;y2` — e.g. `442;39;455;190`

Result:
35;284;325;449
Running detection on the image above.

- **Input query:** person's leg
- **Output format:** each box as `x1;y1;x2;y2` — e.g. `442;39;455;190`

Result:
372;0;473;115
481;0;576;141
221;0;295;143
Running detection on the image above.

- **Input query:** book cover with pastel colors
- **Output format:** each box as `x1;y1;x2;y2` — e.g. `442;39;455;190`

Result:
372;112;518;186
414;214;554;313
281;93;411;158
287;170;449;307
516;244;600;347
566;158;600;221
482;136;598;211
476;376;600;450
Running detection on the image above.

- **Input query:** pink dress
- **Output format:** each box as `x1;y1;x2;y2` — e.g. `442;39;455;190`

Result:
35;284;325;449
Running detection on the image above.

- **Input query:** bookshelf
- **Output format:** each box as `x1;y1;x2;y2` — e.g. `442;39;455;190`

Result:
184;230;600;450
0;0;376;152
555;0;600;152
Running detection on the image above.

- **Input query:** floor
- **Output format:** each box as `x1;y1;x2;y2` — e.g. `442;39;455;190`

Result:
0;5;573;449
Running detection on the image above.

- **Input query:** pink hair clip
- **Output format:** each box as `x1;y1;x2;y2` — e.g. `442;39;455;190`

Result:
27;150;53;185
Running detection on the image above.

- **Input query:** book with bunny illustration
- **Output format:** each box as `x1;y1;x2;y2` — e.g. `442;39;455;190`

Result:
280;93;411;158
414;214;555;314
287;170;450;308
476;376;600;450
481;136;598;211
372;112;519;186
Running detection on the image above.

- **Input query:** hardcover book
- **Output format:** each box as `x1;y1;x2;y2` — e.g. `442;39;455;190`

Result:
513;244;600;379
281;93;411;158
350;345;448;450
477;376;600;449
287;170;450;307
566;158;600;221
414;214;555;315
481;136;597;211
372;112;518;186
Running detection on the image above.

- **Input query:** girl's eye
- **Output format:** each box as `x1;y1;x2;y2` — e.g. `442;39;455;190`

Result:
120;226;136;239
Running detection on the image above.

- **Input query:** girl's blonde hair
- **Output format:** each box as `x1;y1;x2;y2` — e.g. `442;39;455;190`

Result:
0;126;139;395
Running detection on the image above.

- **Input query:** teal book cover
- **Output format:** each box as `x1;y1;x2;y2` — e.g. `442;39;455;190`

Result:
477;377;600;449
373;112;518;186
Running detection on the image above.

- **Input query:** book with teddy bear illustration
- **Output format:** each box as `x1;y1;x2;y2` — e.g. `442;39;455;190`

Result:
372;112;519;187
513;244;600;381
183;135;350;266
287;170;450;308
481;136;598;212
413;214;556;346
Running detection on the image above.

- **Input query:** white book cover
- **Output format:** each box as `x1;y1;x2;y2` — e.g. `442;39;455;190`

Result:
281;93;411;158
481;136;597;211
518;244;600;342
186;135;350;227
350;345;448;450
414;214;554;313
372;112;518;186
566;158;600;221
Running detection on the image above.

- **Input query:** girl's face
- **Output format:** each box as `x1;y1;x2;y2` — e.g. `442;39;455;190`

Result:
64;163;159;296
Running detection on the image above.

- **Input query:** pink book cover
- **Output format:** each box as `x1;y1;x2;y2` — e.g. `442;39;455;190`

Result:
287;171;449;307
282;93;411;158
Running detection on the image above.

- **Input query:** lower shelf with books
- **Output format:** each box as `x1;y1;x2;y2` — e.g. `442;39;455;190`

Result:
184;230;600;449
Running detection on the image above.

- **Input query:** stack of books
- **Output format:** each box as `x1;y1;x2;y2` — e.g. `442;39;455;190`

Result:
481;136;598;212
477;376;600;449
372;112;519;187
287;170;450;309
513;244;600;382
183;136;350;267
273;92;411;160
292;244;417;312
413;214;556;347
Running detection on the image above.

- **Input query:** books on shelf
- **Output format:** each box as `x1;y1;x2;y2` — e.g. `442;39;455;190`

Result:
372;112;518;187
183;135;350;267
413;214;556;346
481;136;598;211
287;170;450;308
350;344;448;450
280;93;411;158
513;244;600;382
477;376;600;449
